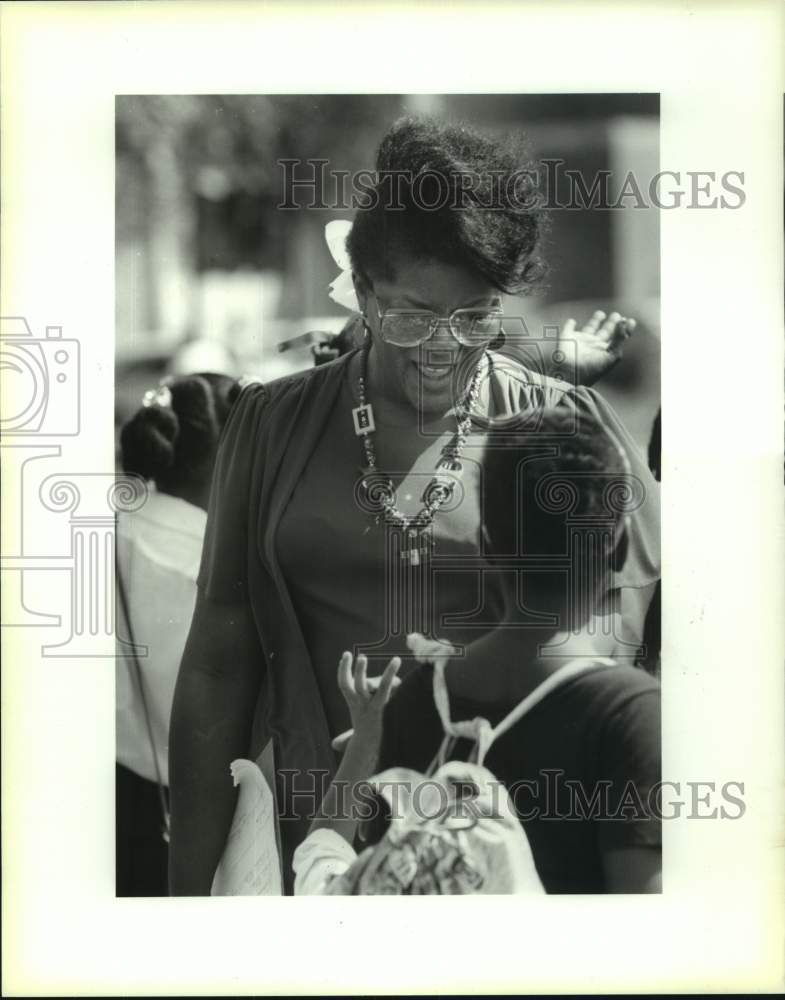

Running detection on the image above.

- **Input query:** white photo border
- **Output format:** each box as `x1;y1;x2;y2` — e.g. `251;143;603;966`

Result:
2;0;784;995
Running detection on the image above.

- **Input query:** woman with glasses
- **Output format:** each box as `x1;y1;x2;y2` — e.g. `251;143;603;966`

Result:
169;117;660;895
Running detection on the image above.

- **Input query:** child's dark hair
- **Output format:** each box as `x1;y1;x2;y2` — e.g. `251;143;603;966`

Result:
482;408;631;588
347;116;547;294
120;373;237;494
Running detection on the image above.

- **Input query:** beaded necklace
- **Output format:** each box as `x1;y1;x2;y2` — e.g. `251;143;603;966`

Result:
352;344;487;565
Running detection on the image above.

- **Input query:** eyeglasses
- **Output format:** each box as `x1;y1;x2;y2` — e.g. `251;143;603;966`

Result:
372;294;503;348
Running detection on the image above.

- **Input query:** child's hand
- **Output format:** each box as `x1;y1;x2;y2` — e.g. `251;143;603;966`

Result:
336;652;401;759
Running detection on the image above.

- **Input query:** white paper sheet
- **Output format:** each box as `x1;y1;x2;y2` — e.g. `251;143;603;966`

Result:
210;754;282;896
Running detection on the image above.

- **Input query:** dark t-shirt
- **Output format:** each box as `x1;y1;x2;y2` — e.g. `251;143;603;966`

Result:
378;662;661;893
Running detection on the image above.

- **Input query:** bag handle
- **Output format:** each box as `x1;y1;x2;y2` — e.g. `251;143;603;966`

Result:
429;655;616;771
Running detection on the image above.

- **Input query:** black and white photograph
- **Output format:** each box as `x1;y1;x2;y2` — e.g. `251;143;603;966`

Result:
114;93;663;899
2;2;783;996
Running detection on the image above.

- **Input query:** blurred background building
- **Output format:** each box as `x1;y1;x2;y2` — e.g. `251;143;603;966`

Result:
115;93;660;449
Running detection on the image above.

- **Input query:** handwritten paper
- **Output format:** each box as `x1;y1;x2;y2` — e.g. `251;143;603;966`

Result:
211;751;282;896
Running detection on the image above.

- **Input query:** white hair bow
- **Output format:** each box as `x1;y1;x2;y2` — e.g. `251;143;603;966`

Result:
325;220;360;312
142;380;173;409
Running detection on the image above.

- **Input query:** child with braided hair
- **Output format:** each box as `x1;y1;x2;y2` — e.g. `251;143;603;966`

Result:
116;372;238;895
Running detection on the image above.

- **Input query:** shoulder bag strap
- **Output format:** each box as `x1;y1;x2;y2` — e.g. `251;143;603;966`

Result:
429;656;616;771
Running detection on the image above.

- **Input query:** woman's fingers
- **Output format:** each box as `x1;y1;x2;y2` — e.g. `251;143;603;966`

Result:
608;319;630;351
575;309;637;345
582;309;606;334
607;315;636;353
596;311;621;339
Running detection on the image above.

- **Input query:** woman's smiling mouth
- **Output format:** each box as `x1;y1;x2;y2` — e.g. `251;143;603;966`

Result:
416;362;452;381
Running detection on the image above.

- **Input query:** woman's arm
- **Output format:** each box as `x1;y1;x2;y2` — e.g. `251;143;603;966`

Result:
168;594;263;895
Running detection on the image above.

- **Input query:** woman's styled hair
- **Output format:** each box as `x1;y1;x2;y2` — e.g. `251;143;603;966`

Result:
120;372;238;495
347;116;547;294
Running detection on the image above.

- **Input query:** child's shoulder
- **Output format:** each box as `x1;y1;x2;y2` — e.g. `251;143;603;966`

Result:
570;660;660;699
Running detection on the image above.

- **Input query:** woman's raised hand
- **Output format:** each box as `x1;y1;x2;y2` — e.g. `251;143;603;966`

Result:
559;310;636;387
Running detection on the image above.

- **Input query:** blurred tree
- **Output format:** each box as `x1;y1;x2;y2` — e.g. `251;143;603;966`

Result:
116;93;659;390
116;95;407;337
